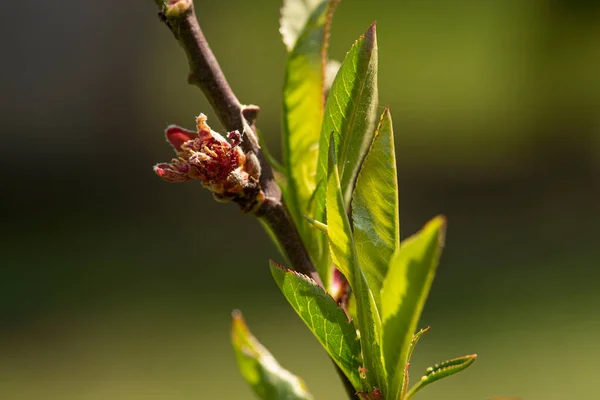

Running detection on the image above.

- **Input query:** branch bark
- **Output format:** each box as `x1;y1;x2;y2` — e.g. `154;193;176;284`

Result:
153;2;358;398
155;0;318;281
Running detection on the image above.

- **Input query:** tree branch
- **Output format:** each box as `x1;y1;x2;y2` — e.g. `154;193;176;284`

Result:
154;0;318;281
153;2;359;398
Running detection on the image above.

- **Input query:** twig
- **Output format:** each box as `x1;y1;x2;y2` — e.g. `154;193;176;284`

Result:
155;0;317;281
153;1;359;397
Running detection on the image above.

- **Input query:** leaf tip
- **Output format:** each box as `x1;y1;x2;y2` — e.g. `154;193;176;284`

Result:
429;215;447;247
362;21;377;45
431;214;447;226
349;21;377;54
231;309;249;342
231;309;248;331
368;20;377;32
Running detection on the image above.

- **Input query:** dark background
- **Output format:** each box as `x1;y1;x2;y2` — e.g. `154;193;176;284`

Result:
1;0;599;399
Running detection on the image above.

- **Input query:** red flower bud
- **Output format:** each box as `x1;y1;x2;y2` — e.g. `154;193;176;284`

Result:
154;114;261;201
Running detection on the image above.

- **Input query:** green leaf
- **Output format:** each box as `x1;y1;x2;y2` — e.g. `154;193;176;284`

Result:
270;261;362;389
326;138;386;392
407;326;430;365
400;361;411;400
352;108;399;310
405;354;477;399
381;216;446;400
313;22;379;226
311;24;379;290
231;310;314;400
282;0;338;288
280;0;325;52
400;326;430;400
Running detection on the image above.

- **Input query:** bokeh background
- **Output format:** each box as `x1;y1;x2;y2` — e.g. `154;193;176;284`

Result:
2;0;599;399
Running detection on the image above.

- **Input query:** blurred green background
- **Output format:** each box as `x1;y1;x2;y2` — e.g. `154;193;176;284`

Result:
1;0;599;399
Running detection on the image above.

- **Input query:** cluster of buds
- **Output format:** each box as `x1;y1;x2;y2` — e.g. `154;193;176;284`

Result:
154;114;262;203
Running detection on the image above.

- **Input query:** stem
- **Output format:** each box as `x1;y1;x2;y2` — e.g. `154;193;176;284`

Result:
258;199;321;283
155;0;305;271
153;0;354;396
157;0;279;200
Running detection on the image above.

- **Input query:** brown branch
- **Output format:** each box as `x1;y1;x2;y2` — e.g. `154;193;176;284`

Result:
257;198;321;283
153;2;360;398
155;0;318;281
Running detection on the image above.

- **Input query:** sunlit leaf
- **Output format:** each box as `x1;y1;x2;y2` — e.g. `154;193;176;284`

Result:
326;137;386;392
407;326;430;365
231;310;314;400
405;354;477;399
280;0;325;51
311;24;379;292
352;108;399;310
270;261;362;389
400;326;429;400
400;361;411;400
380;217;446;400
313;22;379;227
282;0;338;288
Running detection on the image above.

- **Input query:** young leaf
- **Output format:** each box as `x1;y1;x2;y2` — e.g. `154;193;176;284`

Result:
231;310;314;400
282;0;338;287
405;354;477;399
352;108;399;310
407;326;430;365
380;217;446;400
400;361;411;400
280;0;325;51
270;261;363;389
326;138;386;392
313;22;379;227
400;326;429;400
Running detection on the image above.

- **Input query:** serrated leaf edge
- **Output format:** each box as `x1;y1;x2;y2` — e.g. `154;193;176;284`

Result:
405;354;477;399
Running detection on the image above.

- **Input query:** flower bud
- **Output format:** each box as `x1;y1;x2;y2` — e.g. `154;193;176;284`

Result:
154;114;262;202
